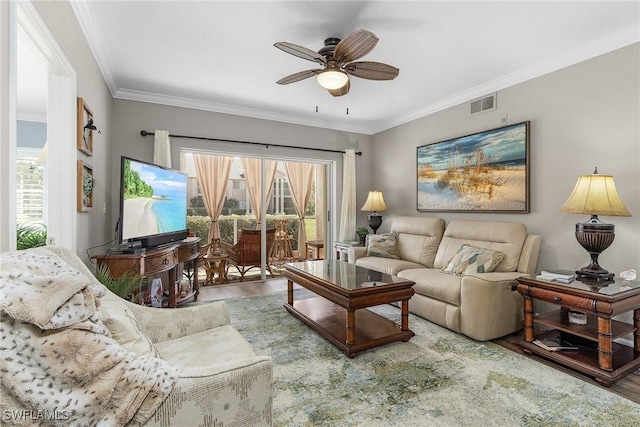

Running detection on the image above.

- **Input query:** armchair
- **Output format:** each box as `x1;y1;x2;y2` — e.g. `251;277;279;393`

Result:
0;246;273;426
222;228;276;281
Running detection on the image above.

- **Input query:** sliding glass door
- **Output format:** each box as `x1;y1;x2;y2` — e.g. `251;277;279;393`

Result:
182;150;331;282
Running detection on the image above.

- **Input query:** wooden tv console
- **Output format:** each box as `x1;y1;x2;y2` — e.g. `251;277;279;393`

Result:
93;237;200;307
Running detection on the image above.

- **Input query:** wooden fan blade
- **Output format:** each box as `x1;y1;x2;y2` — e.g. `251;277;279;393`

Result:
276;69;320;85
274;42;326;64
328;80;350;97
334;29;378;63
344;61;399;80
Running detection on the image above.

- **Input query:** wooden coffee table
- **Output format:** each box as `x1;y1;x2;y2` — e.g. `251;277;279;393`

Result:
284;260;415;358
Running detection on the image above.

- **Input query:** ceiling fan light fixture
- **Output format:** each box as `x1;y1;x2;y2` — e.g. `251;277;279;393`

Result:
316;69;349;90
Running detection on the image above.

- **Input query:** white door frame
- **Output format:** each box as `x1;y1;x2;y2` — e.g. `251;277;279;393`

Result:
5;1;77;251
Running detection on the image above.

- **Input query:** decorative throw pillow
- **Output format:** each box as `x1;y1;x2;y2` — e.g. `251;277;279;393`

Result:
443;244;505;275
98;290;161;359
366;232;400;259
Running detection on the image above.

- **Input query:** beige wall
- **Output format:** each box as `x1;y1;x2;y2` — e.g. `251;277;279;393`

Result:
109;99;373;242
372;43;640;277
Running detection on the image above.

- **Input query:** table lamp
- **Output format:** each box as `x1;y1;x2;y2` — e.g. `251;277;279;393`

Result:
560;167;631;280
361;190;388;234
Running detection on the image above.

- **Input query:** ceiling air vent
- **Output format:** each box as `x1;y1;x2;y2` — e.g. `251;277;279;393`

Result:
470;93;497;115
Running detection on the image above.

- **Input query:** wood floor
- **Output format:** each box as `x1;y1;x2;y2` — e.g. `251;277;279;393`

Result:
196;278;640;404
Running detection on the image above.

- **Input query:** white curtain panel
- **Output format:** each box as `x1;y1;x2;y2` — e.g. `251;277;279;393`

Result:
339;149;356;242
284;161;314;260
153;130;171;168
314;164;326;242
193;154;234;239
241;158;277;227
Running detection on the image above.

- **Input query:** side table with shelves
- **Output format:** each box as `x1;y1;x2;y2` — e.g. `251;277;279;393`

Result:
515;276;640;386
334;241;364;260
94;237;200;308
305;240;324;260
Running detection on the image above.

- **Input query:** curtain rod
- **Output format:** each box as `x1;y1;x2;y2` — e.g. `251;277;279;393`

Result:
140;130;362;156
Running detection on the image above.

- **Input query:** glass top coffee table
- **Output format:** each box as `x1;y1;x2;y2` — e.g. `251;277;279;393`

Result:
284;260;415;358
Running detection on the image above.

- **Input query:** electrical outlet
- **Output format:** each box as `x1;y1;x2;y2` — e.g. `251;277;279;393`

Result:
501;115;508;125
103;202;107;214
48;237;56;245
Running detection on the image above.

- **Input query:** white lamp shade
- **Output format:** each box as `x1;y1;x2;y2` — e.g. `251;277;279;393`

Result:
361;190;388;212
316;70;349;90
560;173;631;217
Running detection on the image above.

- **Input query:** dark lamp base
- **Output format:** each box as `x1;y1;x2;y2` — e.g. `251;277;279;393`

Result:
574;217;615;283
367;213;382;234
575;269;614;282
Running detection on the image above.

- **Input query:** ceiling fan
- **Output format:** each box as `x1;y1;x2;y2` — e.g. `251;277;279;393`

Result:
274;29;399;97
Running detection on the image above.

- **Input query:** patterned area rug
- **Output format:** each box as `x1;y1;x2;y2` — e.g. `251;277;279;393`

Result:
224;289;640;427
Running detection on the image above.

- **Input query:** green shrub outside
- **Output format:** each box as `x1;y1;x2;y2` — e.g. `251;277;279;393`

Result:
219;216;258;244
187;214;317;250
187;216;211;242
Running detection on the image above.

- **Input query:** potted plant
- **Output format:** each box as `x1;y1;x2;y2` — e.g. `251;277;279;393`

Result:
94;264;143;302
355;227;369;245
16;222;47;250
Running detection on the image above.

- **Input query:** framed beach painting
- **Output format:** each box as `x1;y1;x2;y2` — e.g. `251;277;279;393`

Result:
417;121;530;213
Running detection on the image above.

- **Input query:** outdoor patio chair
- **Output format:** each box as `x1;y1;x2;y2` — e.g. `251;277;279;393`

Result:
221;228;276;281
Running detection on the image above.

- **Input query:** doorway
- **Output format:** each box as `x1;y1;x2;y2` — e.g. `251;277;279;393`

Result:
15;37;47;248
182;150;333;282
5;1;77;251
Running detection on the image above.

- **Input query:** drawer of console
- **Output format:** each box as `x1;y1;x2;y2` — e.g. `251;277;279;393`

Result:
144;250;178;274
526;287;594;312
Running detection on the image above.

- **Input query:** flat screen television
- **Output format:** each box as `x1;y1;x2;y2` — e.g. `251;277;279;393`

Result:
118;156;188;250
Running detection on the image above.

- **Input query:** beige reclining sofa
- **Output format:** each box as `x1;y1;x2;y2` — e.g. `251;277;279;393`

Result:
349;216;541;341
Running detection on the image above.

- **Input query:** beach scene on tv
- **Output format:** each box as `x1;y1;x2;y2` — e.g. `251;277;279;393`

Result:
121;159;187;241
417;123;528;211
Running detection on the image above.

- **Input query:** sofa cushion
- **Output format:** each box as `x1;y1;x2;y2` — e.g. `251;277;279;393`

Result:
442;244;506;275
397;268;461;306
366;232;400;259
154;324;255;372
355;257;425;276
391;216;445;268
99;290;161;358
434;220;527;272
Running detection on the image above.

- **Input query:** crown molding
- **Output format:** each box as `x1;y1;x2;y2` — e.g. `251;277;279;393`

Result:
374;26;640;134
70;0;119;96
73;0;639;136
114;88;374;135
114;26;640;136
17;112;46;122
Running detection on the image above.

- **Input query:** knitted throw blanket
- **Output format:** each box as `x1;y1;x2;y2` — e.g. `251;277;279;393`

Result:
0;249;178;426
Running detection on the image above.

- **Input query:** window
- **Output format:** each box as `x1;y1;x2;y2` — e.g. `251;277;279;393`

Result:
16;156;45;223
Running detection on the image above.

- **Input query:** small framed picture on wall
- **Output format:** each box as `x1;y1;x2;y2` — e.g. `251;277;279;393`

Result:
77;160;95;212
77;97;94;156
